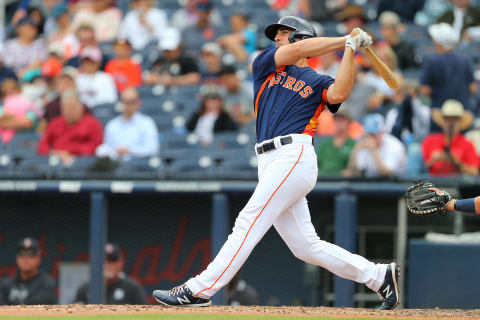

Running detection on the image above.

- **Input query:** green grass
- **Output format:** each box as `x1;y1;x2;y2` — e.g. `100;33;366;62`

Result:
0;315;416;320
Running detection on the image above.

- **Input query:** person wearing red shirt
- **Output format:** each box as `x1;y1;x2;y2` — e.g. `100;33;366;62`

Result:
422;99;478;176
104;39;142;92
38;89;103;165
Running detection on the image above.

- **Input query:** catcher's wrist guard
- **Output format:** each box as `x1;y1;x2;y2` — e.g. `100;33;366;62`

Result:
454;198;476;213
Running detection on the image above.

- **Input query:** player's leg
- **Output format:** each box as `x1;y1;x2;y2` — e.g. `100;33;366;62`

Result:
273;197;399;309
153;144;317;306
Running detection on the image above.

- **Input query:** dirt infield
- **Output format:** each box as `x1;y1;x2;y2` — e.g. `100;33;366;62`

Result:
0;305;479;319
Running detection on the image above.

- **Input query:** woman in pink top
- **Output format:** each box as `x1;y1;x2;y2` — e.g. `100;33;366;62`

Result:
0;79;42;144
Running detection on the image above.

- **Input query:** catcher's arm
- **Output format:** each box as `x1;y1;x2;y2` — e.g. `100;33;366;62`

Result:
431;188;480;214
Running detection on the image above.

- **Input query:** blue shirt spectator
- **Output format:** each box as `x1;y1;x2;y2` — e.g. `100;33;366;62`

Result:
96;87;159;160
420;23;475;115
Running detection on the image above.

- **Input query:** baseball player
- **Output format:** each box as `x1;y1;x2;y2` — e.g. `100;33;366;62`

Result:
153;16;399;310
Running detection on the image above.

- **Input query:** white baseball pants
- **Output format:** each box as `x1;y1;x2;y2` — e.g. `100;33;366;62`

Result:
186;134;387;298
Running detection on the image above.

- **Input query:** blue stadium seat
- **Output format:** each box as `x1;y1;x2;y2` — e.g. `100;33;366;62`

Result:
92;103;119;126
0;154;14;177
115;156;165;179
167;156;214;179
17;156;60;178
160;132;200;150
211;132;253;150
214;156;258;179
7;132;41;160
57;156;97;178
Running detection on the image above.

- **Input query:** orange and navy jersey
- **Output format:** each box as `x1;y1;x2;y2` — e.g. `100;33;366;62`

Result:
252;47;341;143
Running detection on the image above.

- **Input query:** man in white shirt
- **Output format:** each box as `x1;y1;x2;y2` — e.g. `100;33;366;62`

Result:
76;46;118;108
345;113;406;177
118;0;169;51
96;87;159;161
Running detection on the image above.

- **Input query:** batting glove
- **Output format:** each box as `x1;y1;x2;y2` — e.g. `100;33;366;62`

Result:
345;34;358;52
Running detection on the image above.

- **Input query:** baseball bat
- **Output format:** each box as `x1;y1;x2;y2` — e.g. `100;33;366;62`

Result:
364;47;400;90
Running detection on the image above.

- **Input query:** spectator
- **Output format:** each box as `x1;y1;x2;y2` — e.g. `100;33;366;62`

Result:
217;13;256;64
76;46;117;107
181;0;225;56
64;24;110;70
104;39;142;92
186;91;237;145
48;1;80;60
96;87;159;161
315;109;356;176
1;17;47;76
377;0;425;22
422;99;478;176
345;114;406;177
420;23;476;129
118;0;169;51
437;0;480;42
39;66;85;131
170;0;223;31
385;79;430;144
199;42;223;85
218;65;255;126
144;28;200;87
38;89;103;165
75;243;147;304
0;78;41;144
335;5;367;34
378;11;421;71
0;237;56;305
70;0;122;43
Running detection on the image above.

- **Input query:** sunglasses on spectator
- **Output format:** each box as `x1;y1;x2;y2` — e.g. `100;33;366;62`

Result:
17;249;38;257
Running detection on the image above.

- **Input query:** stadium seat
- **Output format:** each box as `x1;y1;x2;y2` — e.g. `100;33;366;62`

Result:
214;156;258;180
0;154;14;177
115;156;165;179
16;156;60;178
211;132;253;150
160;132;199;150
57;156;98;179
167;156;214;179
7;132;41;160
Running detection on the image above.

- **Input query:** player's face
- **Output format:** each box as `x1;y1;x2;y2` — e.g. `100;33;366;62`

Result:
274;28;292;47
16;250;41;273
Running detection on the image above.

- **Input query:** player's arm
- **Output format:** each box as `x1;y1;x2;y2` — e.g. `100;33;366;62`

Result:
274;36;346;67
326;29;371;104
326;46;355;104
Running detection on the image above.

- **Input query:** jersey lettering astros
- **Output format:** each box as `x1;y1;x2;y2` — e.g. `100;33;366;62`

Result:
252;47;341;143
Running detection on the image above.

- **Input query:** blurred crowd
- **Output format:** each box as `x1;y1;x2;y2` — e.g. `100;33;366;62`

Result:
0;237;260;305
0;0;479;179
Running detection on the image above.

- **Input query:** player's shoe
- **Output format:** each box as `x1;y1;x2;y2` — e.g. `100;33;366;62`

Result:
152;284;211;307
377;262;400;310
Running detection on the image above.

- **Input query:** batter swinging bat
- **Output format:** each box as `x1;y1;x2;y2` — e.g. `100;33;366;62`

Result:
350;29;400;90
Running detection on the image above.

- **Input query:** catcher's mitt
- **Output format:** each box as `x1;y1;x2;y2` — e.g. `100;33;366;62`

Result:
405;181;452;216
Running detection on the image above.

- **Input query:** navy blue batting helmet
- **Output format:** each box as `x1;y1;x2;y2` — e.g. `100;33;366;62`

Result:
264;16;317;43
